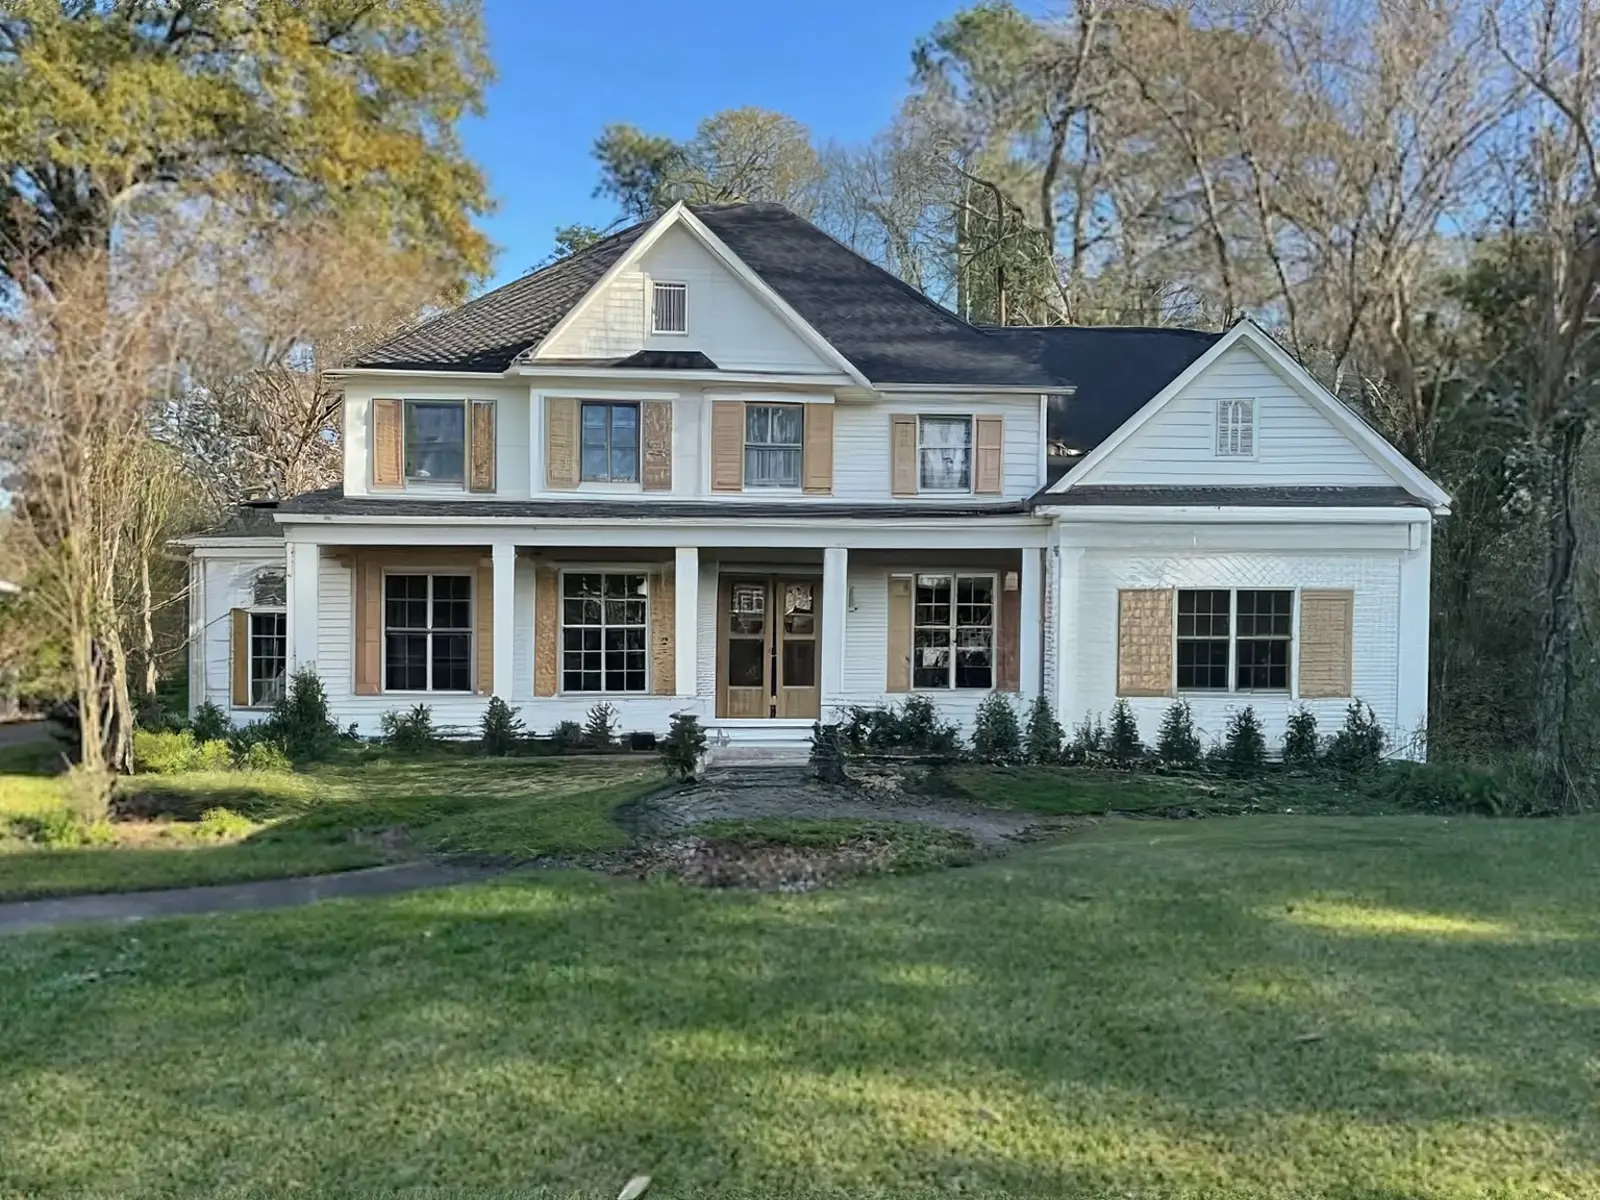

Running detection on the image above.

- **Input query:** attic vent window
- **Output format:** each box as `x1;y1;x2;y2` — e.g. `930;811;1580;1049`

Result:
1216;398;1255;457
652;281;688;334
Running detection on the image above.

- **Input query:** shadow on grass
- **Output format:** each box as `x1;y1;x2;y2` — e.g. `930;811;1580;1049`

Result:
2;816;1598;1197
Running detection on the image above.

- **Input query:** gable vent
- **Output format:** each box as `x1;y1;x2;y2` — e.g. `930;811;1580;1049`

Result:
652;281;687;334
1216;398;1255;457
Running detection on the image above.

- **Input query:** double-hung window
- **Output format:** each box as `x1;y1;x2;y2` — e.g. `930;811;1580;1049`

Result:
1176;588;1293;692
744;404;803;488
248;613;287;706
912;573;995;689
562;572;649;693
404;400;466;484
384;573;473;692
919;416;972;491
580;402;640;483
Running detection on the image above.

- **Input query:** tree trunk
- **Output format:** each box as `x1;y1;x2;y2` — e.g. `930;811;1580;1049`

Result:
139;550;157;700
1534;416;1586;806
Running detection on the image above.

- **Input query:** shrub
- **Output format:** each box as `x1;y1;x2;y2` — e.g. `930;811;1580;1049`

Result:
1107;699;1144;767
1326;700;1387;770
838;698;963;756
189;701;232;743
194;807;256;840
971;693;1023;762
194;739;234;772
1065;714;1106;764
1364;755;1547;816
479;696;525;756
810;722;847;783
1283;707;1320;768
238;741;293;773
1221;706;1267;773
133;729;199;774
584;701;619;750
549;720;584;754
1023;694;1063;765
661;712;707;781
1156;699;1202;767
17;808;115;849
268;667;340;761
380;704;436;753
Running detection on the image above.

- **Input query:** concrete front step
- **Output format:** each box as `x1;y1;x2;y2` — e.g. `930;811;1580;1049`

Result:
702;722;814;768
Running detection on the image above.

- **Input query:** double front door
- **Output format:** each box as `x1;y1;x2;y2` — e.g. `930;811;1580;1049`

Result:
717;575;821;719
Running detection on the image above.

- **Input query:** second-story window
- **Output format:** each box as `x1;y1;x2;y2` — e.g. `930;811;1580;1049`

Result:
405;400;466;484
652;281;688;334
919;416;972;491
744;404;803;488
580;402;640;483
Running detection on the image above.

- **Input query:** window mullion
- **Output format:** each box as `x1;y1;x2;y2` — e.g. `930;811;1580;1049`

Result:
1229;588;1238;693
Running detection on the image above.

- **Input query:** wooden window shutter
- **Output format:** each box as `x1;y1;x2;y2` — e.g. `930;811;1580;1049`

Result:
650;566;675;695
545;398;579;490
997;575;1021;692
890;414;918;496
372;399;403;488
1298;589;1354;698
475;558;494;695
230;608;249;707
1117;588;1174;697
642;401;673;492
711;401;744;492
974;416;1004;495
886;575;912;692
534;566;558;697
802;403;834;494
468;400;497;493
354;557;383;695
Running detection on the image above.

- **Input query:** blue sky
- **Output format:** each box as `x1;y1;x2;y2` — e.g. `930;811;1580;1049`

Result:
463;0;973;286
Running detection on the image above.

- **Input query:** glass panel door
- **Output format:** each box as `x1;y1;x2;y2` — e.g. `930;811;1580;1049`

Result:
722;579;770;718
775;579;820;719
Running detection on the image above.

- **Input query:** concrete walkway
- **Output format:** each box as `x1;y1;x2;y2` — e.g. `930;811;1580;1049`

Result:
0;862;500;936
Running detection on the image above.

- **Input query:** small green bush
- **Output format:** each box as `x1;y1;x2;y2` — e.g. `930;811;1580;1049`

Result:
838;698;963;756
584;702;619;750
1221;706;1267;773
1107;699;1144;767
661;712;707;781
194;739;234;772
189;701;233;743
810;722;847;783
971;693;1023;762
1023;694;1063;765
16;808;115;849
380;704;436;753
1326;700;1387;770
550;720;584;754
237;741;293;773
1362;756;1547;816
1065;714;1106;764
194;807;255;840
1283;706;1320;768
479;696;525;756
268;667;341;761
133;729;199;774
1156;699;1202;767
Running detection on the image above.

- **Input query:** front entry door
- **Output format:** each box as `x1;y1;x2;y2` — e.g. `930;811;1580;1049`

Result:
718;576;821;719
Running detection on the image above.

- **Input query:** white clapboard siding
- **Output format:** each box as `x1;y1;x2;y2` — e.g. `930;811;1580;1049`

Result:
199;551;288;716
1087;342;1396;486
832;396;1042;501
343;379;531;499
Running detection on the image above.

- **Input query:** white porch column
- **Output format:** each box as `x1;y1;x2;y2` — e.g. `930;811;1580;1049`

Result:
287;540;320;673
821;546;849;708
1395;519;1432;759
492;543;516;699
674;546;699;697
1019;547;1043;700
1054;544;1085;726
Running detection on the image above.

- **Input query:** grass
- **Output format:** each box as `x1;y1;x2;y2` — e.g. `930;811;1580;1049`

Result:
947;763;1382;816
694;816;980;874
0;747;667;901
2;815;1597;1198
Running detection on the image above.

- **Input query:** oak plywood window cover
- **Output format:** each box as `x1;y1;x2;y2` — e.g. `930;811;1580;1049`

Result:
912;573;995;689
745;404;803;488
384;573;473;692
562;572;649;693
1299;589;1355;698
652;281;688;333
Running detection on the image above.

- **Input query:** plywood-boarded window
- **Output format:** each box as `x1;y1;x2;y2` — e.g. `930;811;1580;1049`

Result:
1117;588;1174;697
1298;589;1354;698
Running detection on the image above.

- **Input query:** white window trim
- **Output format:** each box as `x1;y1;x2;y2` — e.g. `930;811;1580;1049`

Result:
402;398;469;491
244;606;286;710
916;414;976;495
379;569;476;695
556;568;653;697
1214;397;1259;460
650;279;689;336
578;399;643;485
909;569;999;693
743;402;805;490
1172;586;1296;696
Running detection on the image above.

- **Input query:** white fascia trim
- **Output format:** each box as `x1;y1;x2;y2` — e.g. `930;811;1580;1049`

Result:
512;365;858;388
330;367;510;381
179;540;290;554
704;390;835;405
1035;504;1433;524
1047;320;1452;510
874;383;1076;396
535;387;682;401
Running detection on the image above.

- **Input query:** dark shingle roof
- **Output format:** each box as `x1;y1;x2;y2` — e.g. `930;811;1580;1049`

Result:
187;502;287;539
1036;485;1425;508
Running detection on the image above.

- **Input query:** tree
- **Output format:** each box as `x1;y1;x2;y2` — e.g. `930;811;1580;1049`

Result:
0;0;494;290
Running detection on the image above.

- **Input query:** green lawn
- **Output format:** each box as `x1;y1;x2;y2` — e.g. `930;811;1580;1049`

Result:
948;764;1378;815
0;750;666;901
3;815;1597;1198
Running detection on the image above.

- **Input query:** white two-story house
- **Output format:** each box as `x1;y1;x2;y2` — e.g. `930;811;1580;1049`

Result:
181;201;1449;760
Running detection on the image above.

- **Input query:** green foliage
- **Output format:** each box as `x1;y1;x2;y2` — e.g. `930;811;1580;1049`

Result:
584;702;619;750
1156;700;1202;767
1023;694;1063;765
1361;757;1549;817
809;722;848;783
0;0;493;284
549;721;584;755
237;741;293;774
188;701;232;743
1065;713;1106;764
971;693;1023;763
380;705;437;754
1106;699;1144;767
14;807;115;849
660;712;707;782
133;730;200;775
193;739;233;773
1327;701;1387;770
837;697;963;756
1221;707;1267;774
479;696;525;756
194;807;256;841
547;222;611;262
1283;707;1320;768
265;668;341;762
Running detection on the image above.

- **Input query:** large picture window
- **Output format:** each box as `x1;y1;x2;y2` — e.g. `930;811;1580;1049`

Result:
404;400;466;483
918;416;972;491
562;572;648;693
744;404;803;488
384;573;472;692
580;402;640;483
1176;588;1293;692
248;612;286;706
912;573;994;689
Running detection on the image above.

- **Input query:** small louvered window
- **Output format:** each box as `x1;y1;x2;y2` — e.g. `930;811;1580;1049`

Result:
652;281;688;334
1216;398;1255;457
